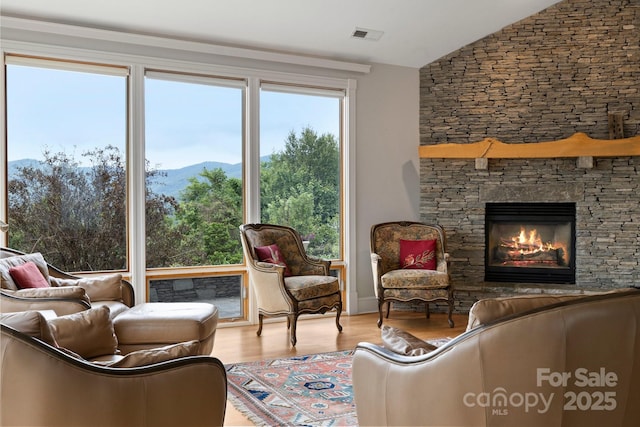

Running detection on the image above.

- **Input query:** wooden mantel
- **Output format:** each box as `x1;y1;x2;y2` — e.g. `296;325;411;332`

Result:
419;132;640;159
418;133;640;169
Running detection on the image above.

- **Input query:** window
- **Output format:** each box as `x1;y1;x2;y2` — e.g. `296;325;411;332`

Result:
144;72;246;318
259;85;343;260
5;57;128;272
2;42;353;321
144;72;245;268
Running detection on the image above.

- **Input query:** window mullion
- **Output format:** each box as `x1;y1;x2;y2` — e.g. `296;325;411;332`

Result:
129;64;147;303
344;78;357;315
245;77;261;223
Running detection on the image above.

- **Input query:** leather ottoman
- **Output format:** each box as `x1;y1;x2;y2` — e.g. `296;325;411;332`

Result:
113;302;218;355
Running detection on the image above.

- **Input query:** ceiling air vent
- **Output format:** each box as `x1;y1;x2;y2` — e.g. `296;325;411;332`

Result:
352;29;368;38
351;27;384;41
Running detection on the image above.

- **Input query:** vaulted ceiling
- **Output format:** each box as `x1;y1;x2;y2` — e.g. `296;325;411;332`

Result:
1;0;561;68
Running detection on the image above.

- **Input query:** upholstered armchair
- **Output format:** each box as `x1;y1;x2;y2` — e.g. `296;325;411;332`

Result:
370;221;454;328
1;311;227;427
239;223;342;346
1;247;134;319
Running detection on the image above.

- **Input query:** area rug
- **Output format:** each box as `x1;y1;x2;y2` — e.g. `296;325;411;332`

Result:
225;339;452;426
225;350;357;426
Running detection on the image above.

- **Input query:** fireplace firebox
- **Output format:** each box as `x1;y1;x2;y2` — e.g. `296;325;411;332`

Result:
485;203;576;284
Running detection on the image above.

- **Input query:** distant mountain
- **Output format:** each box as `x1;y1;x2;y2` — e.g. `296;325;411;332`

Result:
149;161;243;199
8;159;43;176
8;156;270;201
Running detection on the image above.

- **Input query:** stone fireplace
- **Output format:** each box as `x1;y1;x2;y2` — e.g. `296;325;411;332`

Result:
484;202;576;284
416;0;639;313
419;154;639;313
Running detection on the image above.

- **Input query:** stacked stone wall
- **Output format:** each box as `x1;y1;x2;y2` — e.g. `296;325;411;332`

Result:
419;0;640;311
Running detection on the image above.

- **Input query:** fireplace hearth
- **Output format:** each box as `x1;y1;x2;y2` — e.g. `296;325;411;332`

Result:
485;203;576;284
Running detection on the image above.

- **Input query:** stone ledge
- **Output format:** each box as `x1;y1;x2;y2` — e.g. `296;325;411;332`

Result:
444;283;620;314
453;282;592;295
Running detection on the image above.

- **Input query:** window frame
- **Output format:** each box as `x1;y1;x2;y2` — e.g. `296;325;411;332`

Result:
1;35;358;324
257;81;348;307
4;54;131;272
259;81;345;259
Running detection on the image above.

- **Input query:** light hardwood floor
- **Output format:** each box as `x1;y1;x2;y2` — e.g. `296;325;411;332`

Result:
214;311;469;426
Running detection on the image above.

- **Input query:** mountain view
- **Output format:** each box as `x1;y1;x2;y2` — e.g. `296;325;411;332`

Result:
8;158;269;200
146;161;244;199
7;128;340;270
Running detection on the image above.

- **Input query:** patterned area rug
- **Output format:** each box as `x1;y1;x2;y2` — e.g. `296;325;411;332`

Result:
225;339;451;426
226;350;357;426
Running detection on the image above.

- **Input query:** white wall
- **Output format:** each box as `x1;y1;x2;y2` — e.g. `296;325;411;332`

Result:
354;63;420;313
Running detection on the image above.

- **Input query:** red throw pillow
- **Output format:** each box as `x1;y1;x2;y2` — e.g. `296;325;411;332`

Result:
8;261;50;288
254;244;291;276
399;239;437;270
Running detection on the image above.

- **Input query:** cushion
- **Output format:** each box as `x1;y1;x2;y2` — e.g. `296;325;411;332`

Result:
9;286;91;304
91;300;131;320
255;244;291;276
0;311;57;346
46;306;118;359
50;273;123;302
100;340;200;368
0;252;51;290
284;275;340;300
381;269;450;290
381;325;437;356
8;261;50;289
399;239;437;270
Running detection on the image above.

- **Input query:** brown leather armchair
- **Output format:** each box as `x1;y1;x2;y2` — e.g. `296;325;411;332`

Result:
239;223;342;346
1;312;227;427
370;221;454;328
1;247;134;318
353;288;640;427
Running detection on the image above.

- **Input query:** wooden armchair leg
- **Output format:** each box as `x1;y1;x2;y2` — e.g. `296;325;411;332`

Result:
256;313;264;336
425;302;430;319
289;314;298;346
447;300;455;328
335;303;343;333
377;301;384;328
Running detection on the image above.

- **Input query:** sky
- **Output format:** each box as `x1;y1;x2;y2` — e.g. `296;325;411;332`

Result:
6;64;340;169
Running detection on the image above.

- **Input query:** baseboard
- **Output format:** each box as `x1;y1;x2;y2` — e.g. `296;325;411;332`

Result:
356;296;379;314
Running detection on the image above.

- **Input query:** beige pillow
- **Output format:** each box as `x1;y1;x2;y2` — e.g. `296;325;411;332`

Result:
50;273;123;302
0;311;57;346
10;286;90;303
47;306;118;359
0;253;50;290
381;325;437;356
105;340;200;368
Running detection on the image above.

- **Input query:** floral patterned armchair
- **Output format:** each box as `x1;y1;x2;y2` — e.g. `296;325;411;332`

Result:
239;223;342;346
370;221;454;328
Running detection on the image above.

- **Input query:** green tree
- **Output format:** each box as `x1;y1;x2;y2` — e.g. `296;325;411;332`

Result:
261;127;340;258
170;168;243;266
8;127;338;270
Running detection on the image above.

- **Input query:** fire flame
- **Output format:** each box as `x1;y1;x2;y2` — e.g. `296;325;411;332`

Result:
505;227;568;264
512;227;552;253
